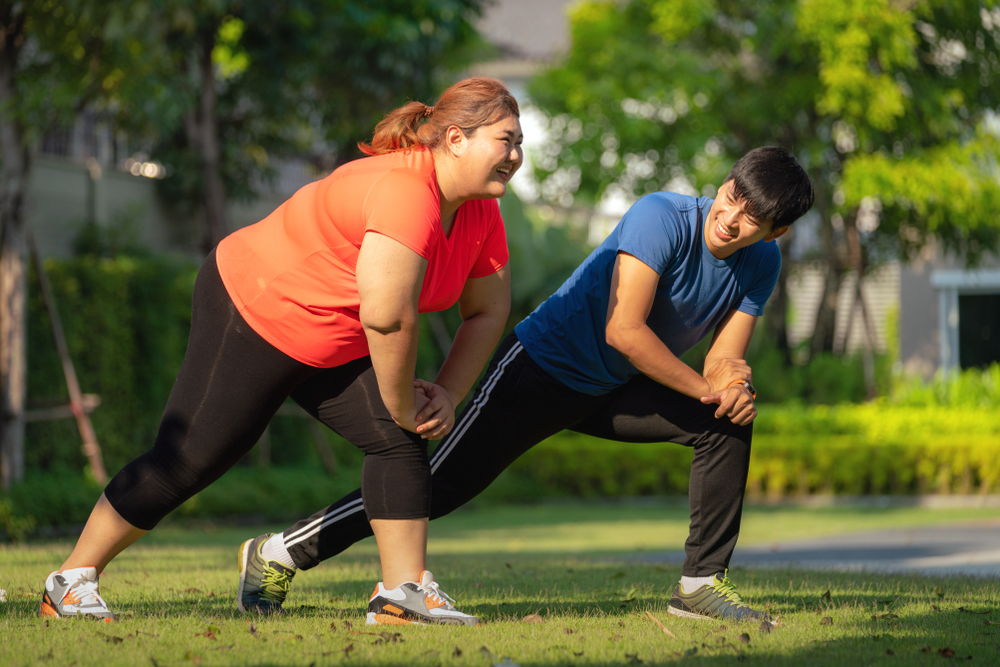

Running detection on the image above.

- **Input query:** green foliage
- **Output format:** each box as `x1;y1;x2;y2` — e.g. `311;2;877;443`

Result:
842;129;1000;263
526;0;1000;358
889;362;1000;408
27;254;197;472
501;193;592;325
0;465;361;538
134;0;491;215
0;499;36;543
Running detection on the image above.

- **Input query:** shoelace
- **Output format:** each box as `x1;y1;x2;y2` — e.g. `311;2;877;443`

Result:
418;579;456;609
67;575;105;609
709;570;748;607
259;565;293;603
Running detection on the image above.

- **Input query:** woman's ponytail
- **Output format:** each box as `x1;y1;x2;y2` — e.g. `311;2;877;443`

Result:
358;78;519;156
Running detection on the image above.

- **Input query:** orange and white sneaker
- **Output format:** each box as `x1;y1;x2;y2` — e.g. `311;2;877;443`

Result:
40;566;115;622
366;570;479;626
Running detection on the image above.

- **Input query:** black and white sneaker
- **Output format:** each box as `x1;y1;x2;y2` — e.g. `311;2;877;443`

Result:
367;570;479;626
40;566;115;622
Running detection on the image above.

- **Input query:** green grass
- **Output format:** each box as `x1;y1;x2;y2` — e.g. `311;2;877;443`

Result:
2;503;999;666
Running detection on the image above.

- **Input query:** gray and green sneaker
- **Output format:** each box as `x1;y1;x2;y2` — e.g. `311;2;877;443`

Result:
237;533;295;614
667;571;775;624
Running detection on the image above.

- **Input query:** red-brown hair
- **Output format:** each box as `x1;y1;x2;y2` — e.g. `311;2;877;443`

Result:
358;77;520;156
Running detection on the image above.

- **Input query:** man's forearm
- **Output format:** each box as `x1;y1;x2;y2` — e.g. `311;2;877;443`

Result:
608;324;711;399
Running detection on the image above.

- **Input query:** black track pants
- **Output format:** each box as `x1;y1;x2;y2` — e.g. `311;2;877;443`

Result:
103;251;430;530
282;333;752;576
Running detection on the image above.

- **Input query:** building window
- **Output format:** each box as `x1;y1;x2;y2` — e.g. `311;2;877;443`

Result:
958;294;1000;369
931;269;1000;373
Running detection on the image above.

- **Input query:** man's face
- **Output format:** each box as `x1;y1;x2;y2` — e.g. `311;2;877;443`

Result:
703;180;786;259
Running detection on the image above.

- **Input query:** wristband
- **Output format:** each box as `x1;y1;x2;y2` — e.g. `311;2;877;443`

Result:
727;379;757;400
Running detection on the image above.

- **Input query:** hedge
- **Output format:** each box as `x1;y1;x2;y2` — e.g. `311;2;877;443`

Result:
496;402;1000;501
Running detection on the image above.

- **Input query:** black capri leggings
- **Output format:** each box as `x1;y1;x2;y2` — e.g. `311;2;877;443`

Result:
103;251;430;530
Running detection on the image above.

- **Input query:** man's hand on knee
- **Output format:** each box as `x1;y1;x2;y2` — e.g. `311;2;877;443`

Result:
702;357;752;394
699;385;757;425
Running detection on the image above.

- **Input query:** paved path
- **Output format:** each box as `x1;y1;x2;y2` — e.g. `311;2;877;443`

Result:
642;520;1000;578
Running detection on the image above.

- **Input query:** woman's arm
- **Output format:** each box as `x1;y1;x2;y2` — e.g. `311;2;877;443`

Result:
356;231;428;433
414;264;511;439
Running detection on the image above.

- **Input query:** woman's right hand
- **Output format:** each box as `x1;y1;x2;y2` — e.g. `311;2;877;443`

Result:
391;383;431;434
411;379;458;440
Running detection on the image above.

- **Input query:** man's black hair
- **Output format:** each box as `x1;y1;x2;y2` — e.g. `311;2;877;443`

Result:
723;146;814;229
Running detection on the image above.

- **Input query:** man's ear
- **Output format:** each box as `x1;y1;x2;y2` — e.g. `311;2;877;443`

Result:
763;225;788;242
443;125;467;158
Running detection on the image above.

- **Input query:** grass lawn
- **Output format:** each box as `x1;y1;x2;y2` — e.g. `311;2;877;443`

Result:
2;502;998;666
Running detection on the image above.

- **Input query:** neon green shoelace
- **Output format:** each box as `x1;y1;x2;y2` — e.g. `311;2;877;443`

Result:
259;565;293;603
709;570;748;606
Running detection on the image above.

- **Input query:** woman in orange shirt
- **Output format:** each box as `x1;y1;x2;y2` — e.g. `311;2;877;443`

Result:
40;78;522;626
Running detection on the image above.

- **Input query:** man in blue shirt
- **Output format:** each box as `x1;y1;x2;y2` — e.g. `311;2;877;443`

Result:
238;146;814;625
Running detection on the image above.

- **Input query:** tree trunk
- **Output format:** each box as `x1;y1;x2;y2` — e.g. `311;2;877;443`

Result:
808;170;845;359
844;214;878;399
0;6;28;489
197;28;228;252
763;232;793;365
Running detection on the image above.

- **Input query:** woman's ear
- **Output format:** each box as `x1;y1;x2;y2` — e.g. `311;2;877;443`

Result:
443;125;467;158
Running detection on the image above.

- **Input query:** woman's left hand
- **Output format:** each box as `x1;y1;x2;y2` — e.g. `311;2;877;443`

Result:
412;379;458;440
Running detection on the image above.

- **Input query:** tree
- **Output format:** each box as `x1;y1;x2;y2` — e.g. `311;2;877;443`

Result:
526;0;1000;364
1;0;489;486
1;1;146;489
122;0;488;251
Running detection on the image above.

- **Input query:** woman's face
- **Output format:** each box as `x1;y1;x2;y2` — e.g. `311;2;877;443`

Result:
456;115;524;199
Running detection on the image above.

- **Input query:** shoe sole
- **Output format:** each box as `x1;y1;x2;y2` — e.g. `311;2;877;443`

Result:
366;610;479;626
236;538;253;614
367;611;419;626
666;604;716;621
667;604;777;625
39;590;114;622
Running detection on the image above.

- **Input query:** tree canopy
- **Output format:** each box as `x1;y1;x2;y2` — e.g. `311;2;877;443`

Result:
527;0;1000;354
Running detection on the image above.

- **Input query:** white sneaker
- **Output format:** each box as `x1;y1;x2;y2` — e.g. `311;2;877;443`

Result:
40;566;115;622
366;570;479;626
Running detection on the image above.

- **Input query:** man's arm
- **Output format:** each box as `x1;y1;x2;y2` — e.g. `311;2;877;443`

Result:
701;309;759;425
605;252;719;399
605;251;756;423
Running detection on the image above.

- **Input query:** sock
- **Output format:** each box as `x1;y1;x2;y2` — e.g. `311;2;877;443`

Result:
680;574;718;593
261;532;297;569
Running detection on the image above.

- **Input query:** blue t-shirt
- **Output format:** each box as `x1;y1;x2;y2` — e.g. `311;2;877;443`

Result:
514;192;780;395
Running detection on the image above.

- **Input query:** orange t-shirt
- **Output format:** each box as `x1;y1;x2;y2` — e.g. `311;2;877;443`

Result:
215;147;509;368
